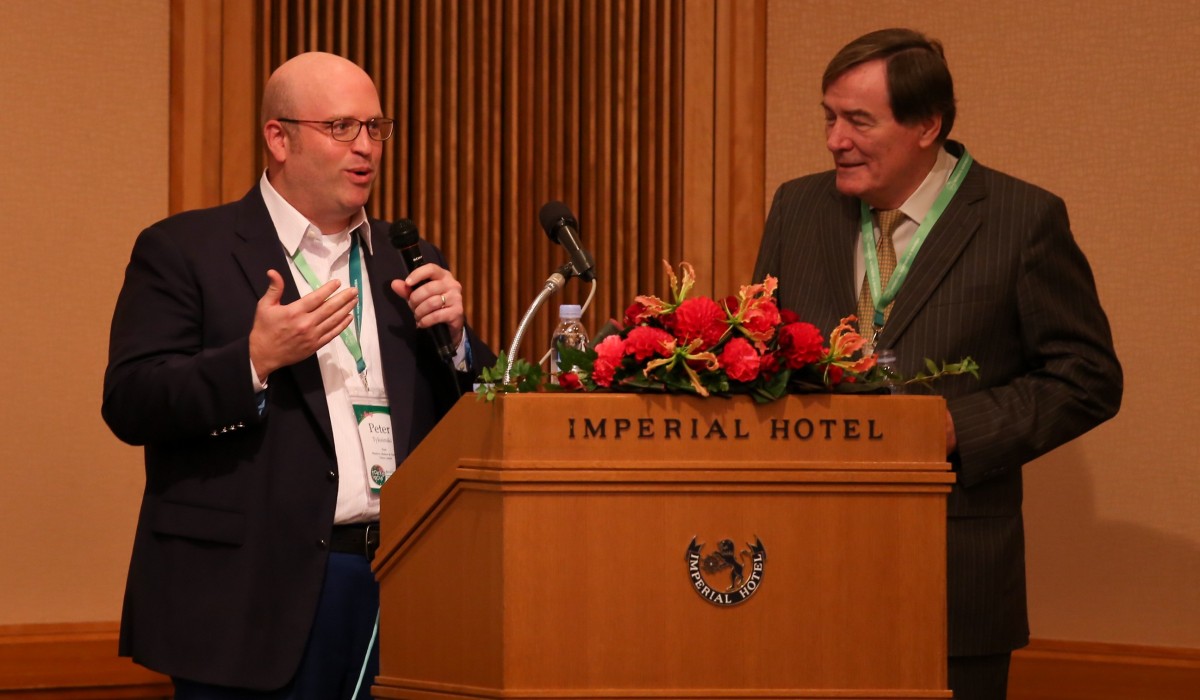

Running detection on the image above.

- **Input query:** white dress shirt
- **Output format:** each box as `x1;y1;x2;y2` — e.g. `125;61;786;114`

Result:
258;173;386;524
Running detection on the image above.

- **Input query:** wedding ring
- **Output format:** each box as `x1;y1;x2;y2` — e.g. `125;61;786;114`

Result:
440;294;447;309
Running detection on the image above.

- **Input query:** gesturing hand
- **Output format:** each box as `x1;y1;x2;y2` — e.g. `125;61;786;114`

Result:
249;269;358;381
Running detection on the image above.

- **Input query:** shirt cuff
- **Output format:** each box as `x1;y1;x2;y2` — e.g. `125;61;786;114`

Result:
453;334;471;372
251;358;269;416
250;358;268;392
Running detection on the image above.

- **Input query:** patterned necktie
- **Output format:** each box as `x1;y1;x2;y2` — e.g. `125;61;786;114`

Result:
856;208;905;345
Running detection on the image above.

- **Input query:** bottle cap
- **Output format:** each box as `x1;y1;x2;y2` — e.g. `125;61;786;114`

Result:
559;304;583;319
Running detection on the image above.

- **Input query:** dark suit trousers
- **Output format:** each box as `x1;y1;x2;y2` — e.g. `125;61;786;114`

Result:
949;653;1012;700
173;553;380;700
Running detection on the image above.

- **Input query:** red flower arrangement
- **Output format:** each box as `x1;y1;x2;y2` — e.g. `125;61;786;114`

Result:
477;261;977;402
557;261;887;400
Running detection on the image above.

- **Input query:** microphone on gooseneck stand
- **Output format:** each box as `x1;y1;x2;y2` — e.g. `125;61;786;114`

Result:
387;220;462;394
538;201;596;282
503;204;599;384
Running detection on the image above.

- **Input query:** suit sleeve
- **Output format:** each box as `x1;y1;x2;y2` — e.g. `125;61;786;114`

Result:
752;185;788;283
102;225;262;446
947;195;1122;487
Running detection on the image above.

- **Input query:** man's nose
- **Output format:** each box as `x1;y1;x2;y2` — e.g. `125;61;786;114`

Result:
351;125;375;153
826;121;850;152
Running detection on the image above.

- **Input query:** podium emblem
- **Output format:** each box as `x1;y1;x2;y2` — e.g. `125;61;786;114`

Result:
685;537;766;606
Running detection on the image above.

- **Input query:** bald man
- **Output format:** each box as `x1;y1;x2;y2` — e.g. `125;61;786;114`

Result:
104;52;494;698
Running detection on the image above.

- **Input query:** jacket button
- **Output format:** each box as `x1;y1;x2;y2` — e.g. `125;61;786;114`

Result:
328;470;337;482
318;539;328;549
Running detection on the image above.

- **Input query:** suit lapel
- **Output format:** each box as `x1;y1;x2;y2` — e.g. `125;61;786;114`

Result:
362;220;419;458
229;187;336;453
822;187;861;313
880;162;987;348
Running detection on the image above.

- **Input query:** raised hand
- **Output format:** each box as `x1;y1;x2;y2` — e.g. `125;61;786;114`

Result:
249;269;358;381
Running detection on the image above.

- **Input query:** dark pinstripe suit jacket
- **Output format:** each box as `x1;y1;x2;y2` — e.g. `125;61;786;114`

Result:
753;141;1122;655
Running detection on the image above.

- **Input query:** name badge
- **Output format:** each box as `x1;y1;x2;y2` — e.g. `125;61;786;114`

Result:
351;391;395;493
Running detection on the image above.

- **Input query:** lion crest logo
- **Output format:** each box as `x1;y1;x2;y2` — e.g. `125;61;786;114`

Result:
685;536;766;606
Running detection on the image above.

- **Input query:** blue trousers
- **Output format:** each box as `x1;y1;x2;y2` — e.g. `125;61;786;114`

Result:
174;552;380;700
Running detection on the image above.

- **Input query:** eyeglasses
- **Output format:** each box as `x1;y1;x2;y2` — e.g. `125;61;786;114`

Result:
277;117;395;142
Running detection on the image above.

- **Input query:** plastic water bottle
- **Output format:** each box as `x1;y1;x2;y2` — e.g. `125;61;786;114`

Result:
550;304;589;383
876;348;901;394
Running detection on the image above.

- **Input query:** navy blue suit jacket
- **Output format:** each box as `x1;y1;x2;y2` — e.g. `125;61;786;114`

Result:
103;186;493;689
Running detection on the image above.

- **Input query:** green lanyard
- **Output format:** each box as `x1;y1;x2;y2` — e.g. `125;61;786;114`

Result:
860;149;974;334
292;233;368;385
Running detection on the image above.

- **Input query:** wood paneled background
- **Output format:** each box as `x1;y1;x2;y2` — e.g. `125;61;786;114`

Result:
171;0;765;361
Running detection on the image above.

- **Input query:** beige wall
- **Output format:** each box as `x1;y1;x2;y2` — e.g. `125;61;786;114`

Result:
766;0;1199;647
0;0;168;622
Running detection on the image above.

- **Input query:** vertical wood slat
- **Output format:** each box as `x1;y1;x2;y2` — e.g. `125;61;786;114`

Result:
679;0;715;295
500;0;521;353
611;0;628;316
485;0;502;346
712;0;766;295
428;0;445;251
169;0;222;214
580;0;600;316
221;0;258;203
398;0;412;224
537;0;553;307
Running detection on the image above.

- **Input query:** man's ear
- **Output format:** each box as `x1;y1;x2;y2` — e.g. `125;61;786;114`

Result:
263;121;290;163
917;113;943;148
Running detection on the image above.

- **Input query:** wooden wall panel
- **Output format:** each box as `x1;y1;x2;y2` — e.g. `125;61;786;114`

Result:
1008;639;1200;700
169;0;258;213
0;623;171;699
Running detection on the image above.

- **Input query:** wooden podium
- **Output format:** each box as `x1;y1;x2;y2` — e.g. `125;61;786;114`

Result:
373;394;954;699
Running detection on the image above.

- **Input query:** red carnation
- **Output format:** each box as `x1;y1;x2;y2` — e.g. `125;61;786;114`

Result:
672;296;728;349
595;334;626;360
557;372;583;391
718;337;761;383
591;335;626;387
759;351;781;378
777;322;825;369
592;357;620;387
624;326;675;361
780;309;800;324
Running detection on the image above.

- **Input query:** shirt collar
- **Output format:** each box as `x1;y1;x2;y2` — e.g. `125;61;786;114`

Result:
890;146;959;222
258;172;373;255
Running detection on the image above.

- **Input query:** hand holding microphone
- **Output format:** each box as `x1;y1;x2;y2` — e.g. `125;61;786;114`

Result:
388;219;461;362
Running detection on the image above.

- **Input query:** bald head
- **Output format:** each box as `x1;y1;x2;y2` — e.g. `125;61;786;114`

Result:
259;52;385;233
260;52;378;129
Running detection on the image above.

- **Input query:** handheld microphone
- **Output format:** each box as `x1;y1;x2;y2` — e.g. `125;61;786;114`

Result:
538;201;596;282
387;218;457;362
